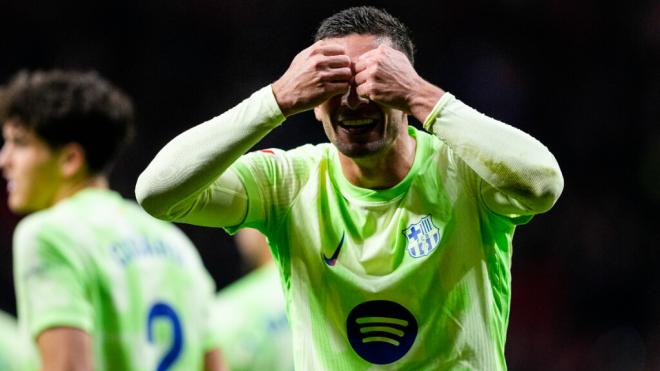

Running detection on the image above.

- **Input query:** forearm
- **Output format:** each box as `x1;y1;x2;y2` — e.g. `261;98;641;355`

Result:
135;86;285;220
203;348;227;371
38;328;93;371
424;93;564;215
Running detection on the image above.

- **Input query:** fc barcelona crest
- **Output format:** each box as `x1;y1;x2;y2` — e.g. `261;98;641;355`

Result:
403;215;441;258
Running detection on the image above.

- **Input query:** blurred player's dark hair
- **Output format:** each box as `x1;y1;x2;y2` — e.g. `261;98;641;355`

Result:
0;70;135;175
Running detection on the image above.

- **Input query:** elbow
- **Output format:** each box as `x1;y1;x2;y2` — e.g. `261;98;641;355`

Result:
135;174;172;221
548;170;565;206
530;166;565;213
484;160;564;216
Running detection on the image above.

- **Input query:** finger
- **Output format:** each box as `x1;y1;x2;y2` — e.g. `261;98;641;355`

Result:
321;67;352;83
354;53;377;74
353;69;369;86
323;55;351;69
354;59;367;74
357;47;380;59
324;81;350;96
355;82;373;100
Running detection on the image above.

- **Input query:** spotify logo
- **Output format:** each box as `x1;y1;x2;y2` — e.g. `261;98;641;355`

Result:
346;300;418;364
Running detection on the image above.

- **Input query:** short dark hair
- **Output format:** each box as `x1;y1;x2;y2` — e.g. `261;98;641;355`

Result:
315;6;415;64
0;70;135;174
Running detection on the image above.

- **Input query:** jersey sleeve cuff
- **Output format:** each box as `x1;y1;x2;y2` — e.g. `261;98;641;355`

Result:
422;92;455;132
29;312;93;340
261;84;286;128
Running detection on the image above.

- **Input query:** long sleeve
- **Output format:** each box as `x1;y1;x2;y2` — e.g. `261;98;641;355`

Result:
135;85;286;227
423;93;564;217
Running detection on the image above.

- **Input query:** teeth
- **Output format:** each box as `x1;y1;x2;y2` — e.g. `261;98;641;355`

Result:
342;119;374;126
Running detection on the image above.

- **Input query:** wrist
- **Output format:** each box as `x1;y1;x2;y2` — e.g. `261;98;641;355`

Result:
408;79;445;123
271;80;295;117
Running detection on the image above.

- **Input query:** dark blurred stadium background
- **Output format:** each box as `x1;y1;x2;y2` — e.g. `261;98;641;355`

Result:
1;1;659;369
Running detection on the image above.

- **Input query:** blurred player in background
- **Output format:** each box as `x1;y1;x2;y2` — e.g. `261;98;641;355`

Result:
0;70;225;371
0;310;34;370
136;6;564;370
213;227;294;371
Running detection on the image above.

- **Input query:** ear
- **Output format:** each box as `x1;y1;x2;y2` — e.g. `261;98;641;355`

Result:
57;143;87;178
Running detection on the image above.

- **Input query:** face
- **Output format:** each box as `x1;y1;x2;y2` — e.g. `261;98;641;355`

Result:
0;122;63;213
314;34;407;158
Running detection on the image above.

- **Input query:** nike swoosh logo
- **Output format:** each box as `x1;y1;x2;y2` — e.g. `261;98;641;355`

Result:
322;232;345;266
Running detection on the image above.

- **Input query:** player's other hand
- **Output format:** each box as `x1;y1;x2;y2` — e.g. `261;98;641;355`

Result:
273;40;352;117
354;44;444;122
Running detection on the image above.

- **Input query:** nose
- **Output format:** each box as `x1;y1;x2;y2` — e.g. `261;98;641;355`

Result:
340;82;369;110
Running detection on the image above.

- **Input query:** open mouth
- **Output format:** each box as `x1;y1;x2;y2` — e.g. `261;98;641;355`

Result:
338;118;378;134
341;119;374;126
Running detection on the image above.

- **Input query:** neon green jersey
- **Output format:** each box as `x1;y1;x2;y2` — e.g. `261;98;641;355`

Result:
213;262;294;371
135;86;563;369
0;310;35;371
13;189;217;371
227;127;530;370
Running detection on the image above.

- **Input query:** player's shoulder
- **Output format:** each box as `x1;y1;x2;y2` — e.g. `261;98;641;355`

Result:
14;207;60;243
244;143;332;164
237;143;334;186
12;208;69;266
